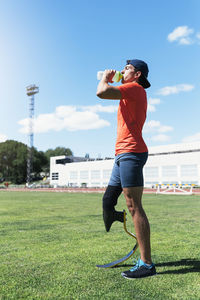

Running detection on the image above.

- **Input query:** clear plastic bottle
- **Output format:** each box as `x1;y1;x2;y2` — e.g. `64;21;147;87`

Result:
97;71;123;82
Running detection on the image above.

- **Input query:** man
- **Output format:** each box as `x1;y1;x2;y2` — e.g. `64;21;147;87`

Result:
96;59;156;279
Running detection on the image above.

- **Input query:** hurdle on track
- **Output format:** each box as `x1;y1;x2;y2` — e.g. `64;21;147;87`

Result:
156;184;194;195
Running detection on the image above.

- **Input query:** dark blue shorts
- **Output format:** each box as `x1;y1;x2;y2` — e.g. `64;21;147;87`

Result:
108;152;148;188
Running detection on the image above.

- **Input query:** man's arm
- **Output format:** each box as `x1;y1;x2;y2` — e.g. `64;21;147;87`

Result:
96;70;122;100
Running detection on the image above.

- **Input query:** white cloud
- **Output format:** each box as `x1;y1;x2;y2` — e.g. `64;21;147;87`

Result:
0;134;7;142
144;120;173;134
196;32;200;44
144;120;172;142
167;26;194;45
149;98;161;105
182;132;200;143
148;98;161;112
158;125;173;133
18;104;117;134
157;84;194;96
82;104;118;113
151;134;171;142
178;37;193;45
144;120;161;132
55;104;118;115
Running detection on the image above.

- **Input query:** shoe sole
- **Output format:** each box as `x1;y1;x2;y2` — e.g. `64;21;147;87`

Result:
121;272;157;279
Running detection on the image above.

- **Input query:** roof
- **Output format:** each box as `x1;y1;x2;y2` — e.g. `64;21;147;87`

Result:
51;142;200;162
148;141;200;155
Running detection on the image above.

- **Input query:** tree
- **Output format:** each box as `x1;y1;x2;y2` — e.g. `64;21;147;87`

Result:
0;140;48;184
45;147;73;160
0;140;27;184
44;147;73;173
0;141;73;183
32;149;48;180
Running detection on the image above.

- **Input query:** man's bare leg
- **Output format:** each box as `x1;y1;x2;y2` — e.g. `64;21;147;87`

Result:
123;186;152;264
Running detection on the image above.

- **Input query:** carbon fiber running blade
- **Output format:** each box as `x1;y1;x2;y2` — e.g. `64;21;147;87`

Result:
96;244;138;268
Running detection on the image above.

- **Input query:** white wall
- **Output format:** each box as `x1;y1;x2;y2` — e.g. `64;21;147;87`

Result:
50;157;114;187
50;143;200;187
144;151;200;186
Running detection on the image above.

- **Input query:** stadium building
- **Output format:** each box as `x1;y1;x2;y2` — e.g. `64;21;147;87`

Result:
50;142;200;188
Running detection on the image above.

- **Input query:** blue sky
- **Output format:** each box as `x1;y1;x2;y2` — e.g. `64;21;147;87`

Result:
0;0;200;158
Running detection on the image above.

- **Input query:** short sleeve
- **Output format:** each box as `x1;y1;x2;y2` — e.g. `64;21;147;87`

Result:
117;82;144;100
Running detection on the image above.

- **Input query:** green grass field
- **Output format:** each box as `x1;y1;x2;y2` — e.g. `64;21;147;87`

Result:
0;191;199;300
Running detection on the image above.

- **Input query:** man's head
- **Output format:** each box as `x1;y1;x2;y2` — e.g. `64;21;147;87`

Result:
121;59;150;89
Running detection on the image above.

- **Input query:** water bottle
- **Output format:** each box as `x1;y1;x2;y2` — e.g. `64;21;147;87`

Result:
97;71;123;82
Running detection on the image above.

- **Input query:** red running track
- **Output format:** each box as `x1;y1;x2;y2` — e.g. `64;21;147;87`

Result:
1;187;200;194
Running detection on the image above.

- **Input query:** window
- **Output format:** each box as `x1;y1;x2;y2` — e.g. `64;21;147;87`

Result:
52;172;59;180
91;182;101;187
103;169;112;179
162;166;177;177
91;170;101;179
70;171;78;180
80;171;89;180
180;165;198;177
144;167;158;178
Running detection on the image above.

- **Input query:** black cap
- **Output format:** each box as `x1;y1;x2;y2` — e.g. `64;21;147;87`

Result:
126;59;151;89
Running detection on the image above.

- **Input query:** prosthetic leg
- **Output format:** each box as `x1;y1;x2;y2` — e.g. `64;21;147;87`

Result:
102;185;124;232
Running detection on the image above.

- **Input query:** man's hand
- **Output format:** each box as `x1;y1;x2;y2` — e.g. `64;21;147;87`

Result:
102;69;116;83
96;69;122;100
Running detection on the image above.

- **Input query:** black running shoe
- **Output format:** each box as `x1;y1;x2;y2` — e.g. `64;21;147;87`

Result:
103;209;124;232
121;258;157;279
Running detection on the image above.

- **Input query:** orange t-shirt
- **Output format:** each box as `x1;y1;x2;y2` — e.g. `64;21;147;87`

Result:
115;82;148;155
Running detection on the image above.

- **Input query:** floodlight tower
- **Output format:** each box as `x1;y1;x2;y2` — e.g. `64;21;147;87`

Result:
26;84;39;186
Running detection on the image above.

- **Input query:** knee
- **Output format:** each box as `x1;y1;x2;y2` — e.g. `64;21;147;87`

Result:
125;197;142;217
125;197;135;216
127;204;135;216
127;202;145;217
